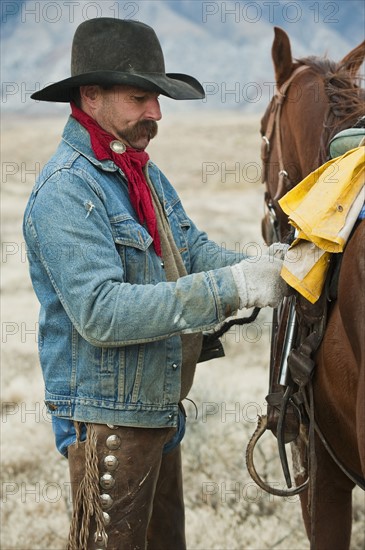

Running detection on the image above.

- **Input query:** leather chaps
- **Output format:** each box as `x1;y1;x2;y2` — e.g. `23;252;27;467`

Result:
67;423;186;550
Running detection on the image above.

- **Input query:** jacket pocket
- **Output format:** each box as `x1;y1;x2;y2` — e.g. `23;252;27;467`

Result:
110;214;154;284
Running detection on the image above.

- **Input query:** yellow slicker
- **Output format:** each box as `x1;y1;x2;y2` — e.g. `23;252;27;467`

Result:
279;146;364;303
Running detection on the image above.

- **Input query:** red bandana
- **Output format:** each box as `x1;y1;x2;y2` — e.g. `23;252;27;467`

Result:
70;102;161;256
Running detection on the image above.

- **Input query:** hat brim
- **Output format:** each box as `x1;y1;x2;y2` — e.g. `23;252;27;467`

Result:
31;71;205;102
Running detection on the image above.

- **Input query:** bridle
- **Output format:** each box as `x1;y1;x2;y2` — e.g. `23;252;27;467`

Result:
261;65;310;241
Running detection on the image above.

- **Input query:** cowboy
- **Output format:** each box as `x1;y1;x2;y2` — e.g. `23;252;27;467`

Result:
23;18;288;550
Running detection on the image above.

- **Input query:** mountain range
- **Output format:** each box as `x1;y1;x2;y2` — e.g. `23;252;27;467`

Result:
1;0;364;116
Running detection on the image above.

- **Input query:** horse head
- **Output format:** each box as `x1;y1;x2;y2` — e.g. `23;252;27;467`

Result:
261;26;365;243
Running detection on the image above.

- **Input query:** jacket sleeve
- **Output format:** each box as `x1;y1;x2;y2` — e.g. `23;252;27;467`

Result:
184;217;247;273
24;168;239;347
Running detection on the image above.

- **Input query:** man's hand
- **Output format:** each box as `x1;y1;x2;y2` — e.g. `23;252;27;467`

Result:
230;247;290;309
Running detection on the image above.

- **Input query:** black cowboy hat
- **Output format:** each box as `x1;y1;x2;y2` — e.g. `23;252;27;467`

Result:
31;18;205;102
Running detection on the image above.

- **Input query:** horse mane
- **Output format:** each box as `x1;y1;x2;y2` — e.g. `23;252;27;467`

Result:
296;55;365;164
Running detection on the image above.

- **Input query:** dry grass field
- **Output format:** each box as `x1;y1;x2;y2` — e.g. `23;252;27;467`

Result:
1;111;364;549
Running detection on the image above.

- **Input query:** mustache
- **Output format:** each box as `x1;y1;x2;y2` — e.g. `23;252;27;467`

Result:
117;120;158;144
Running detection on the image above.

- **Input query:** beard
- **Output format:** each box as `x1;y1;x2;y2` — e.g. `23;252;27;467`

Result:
117;120;158;149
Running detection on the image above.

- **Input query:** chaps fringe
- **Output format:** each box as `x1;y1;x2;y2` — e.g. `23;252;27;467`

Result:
67;424;108;550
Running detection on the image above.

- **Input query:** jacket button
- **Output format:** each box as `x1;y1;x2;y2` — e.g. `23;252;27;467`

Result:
161;260;165;268
172;363;179;370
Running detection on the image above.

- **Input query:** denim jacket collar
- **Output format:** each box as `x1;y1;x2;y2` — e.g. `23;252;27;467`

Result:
59;115;167;213
62;115;120;173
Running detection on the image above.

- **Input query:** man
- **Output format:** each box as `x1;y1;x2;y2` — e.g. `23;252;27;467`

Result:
24;18;288;550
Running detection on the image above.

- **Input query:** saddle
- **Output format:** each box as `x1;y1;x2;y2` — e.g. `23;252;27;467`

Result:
329;126;365;158
267;127;365;457
264;218;365;492
265;282;329;437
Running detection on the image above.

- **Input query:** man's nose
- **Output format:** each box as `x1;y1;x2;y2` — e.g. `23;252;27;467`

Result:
145;97;162;121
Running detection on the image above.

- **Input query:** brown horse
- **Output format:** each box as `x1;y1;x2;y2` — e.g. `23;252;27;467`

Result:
259;28;364;549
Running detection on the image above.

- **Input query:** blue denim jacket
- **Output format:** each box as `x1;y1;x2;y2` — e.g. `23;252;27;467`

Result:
23;116;243;429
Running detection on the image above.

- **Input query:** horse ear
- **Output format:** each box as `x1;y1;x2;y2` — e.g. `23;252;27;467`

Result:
338;40;365;77
272;27;294;86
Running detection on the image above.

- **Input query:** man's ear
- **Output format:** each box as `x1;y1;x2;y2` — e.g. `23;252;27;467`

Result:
79;85;101;110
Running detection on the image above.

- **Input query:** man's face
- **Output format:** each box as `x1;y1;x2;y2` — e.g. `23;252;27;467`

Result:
82;85;162;150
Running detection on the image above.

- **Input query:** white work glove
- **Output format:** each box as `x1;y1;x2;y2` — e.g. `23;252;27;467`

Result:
265;242;290;259
230;244;290;309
